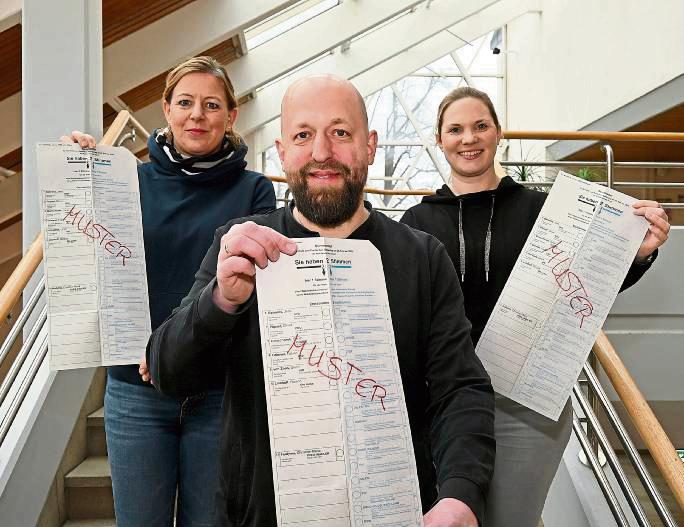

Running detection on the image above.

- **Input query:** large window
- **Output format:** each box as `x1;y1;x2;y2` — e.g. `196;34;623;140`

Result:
263;30;505;217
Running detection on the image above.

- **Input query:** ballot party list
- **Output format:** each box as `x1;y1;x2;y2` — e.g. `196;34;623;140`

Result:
475;171;649;420
38;143;151;370
256;238;423;527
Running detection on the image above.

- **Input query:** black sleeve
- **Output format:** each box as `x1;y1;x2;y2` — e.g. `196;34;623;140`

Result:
146;224;250;397
424;241;495;525
252;176;277;215
619;249;657;292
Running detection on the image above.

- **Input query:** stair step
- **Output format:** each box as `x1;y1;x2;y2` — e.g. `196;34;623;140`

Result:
65;457;111;488
64;457;114;519
63;520;116;527
87;407;105;427
86;407;107;457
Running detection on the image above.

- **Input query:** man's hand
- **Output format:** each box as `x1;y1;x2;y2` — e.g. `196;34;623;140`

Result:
213;222;297;312
59;130;97;149
632;200;670;261
424;498;478;527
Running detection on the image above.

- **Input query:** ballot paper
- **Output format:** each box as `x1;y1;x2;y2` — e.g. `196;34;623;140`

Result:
37;143;150;370
476;171;649;420
256;238;423;527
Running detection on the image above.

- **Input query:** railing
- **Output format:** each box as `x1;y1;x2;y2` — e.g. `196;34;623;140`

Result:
1;113;683;524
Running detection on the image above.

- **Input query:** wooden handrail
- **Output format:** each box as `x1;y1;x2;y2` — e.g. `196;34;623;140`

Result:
101;110;132;145
503;131;684;142
593;331;684;511
0;234;43;324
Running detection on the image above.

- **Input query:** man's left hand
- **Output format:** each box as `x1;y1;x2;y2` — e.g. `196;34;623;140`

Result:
632;200;670;261
424;498;477;527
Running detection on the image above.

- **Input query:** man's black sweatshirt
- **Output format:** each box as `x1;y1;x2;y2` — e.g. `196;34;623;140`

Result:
147;203;495;526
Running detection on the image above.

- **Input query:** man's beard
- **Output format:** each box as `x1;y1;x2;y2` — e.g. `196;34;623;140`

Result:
287;160;366;228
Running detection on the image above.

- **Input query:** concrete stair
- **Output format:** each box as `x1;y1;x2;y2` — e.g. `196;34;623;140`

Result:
62;407;115;524
86;407;107;457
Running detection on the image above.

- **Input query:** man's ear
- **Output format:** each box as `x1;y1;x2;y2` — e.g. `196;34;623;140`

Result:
367;130;378;165
275;138;286;165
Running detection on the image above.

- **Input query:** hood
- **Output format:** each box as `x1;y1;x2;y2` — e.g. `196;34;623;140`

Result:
146;129;249;184
421;175;524;204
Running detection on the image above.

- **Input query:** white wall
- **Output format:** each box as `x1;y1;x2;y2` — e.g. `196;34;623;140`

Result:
603;225;684;412
506;0;684;137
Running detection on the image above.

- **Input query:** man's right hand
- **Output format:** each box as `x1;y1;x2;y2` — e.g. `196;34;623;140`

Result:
59;130;96;148
213;221;297;312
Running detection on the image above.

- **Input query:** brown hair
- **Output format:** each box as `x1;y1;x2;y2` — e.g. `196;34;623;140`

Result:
162;56;241;149
435;86;501;139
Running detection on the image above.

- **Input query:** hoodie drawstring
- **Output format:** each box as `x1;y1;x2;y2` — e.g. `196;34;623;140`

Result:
484;195;495;282
458;200;465;282
457;194;495;283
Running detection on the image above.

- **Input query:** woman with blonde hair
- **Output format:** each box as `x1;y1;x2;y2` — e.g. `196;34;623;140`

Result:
401;86;669;527
64;56;275;526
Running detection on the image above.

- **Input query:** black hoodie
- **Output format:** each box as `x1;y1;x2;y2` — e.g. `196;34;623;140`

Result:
108;132;276;386
401;176;654;346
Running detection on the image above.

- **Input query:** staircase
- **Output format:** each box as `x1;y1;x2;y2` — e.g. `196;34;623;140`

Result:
63;407;115;526
32;369;116;527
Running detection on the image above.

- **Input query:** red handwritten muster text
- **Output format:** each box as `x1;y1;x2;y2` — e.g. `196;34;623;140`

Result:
287;334;388;411
63;205;132;266
543;241;594;328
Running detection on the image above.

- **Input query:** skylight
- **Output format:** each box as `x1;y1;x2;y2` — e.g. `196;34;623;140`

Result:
245;0;339;50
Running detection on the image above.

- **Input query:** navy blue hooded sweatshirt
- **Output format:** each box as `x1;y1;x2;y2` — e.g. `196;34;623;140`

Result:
108;132;276;387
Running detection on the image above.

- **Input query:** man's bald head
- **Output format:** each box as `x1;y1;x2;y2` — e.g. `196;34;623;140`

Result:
280;74;368;133
275;74;378;229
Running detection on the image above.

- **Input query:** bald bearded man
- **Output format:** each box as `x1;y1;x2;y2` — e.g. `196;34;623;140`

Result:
147;75;495;527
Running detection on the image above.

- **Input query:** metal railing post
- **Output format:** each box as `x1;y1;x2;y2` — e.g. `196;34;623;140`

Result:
572;413;631;527
573;383;651;527
584;352;605;465
601;143;615;189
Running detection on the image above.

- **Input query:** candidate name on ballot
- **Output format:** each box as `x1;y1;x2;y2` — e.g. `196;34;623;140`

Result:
475;171;649;420
37;143;151;370
256;238;423;527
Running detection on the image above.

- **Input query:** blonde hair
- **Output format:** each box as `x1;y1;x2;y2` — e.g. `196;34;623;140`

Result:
163;56;241;149
435;86;501;139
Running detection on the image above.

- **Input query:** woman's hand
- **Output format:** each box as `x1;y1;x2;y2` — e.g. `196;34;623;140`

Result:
632;200;670;261
139;355;151;384
59;130;97;149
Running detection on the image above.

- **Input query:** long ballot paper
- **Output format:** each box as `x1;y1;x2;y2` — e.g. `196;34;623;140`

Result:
37;143;151;370
256;238;423;527
476;171;649;420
